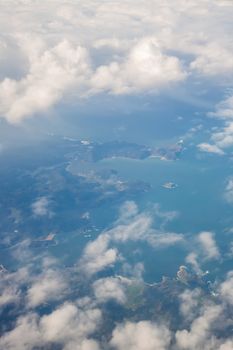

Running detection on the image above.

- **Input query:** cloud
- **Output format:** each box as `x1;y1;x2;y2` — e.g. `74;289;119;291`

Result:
79;233;118;276
175;304;223;350
0;38;90;124
197;231;220;260
219;271;233;306
0;286;20;308
79;202;183;276
185;232;220;275
31;196;51;216
110;213;152;242
118;200;139;220
209;94;233;120
90;38;186;95
201;94;233;153
122;262;145;280
0;302;101;350
0;0;233;122
219;340;233;350
0;266;30;309
110;321;171;350
93;277;126;304
197;143;224;155
147;231;184;247
109;202;183;246
224;177;233;204
0;253;70;311
179;288;202;321
185;252;202;275
40;302;101;345
27;268;68;307
190;43;233;77
211;122;233;149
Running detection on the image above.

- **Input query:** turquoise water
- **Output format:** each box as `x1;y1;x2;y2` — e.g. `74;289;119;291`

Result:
98;151;232;233
93;149;233;282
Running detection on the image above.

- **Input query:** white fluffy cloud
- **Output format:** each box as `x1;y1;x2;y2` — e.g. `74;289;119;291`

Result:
185;252;202;275
0;0;232;123
219;271;233;306
27;268;68;307
197;231;220;260
0;286;19;308
185;232;220;275
202;94;233;152
190;43;233;77
197;143;224;155
110;321;171;350
175;304;223;350
93;277;126;304
79;202;183;276
0;302;101;350
0;266;30;308
109;212;152;242
179;288;202;321
0;38;90;123
110;202;183;247
209;95;233;120
79;233;118;276
91;38;186;95
31;196;51;216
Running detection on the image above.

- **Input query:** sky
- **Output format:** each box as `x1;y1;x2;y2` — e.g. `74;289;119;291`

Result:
1;1;233;350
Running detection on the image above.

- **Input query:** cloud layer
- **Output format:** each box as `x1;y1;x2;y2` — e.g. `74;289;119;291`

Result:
0;0;232;123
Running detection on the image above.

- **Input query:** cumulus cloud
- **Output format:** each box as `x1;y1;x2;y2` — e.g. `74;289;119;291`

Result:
190;43;233;77
179;288;202;321
27;268;68;307
197;231;220;260
0;266;30;309
0;38;90;124
185;232;220;275
197;143;224;155
110;321;171;350
40;302;101;345
122;261;145;280
0;253;70;311
203;93;233;153
0;0;232;122
93;277;127;304
79;202;183;276
0;286;20;308
175;304;223;350
0;302;101;350
91;38;186;95
209;94;233;120
219;271;233;306
31;196;51;217
118;200;139;220
109;202;183;247
211;122;233;150
185;252;202;275
110;213;152;242
79;233;118;276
